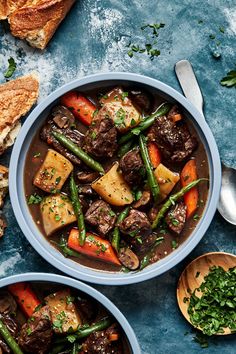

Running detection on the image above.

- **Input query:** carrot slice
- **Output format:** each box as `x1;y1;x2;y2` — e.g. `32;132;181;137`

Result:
172;113;182;123
148;142;161;168
68;229;121;266
180;159;199;218
8;282;41;317
61;91;96;126
109;333;119;341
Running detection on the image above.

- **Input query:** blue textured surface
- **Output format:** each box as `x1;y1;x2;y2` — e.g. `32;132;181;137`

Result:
0;1;235;353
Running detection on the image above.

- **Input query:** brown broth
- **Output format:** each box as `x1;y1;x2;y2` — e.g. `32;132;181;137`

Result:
24;86;209;272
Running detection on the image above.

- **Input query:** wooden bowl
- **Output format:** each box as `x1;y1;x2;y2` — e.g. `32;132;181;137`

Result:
177;252;236;335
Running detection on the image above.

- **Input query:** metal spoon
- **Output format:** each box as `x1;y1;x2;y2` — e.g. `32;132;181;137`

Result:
177;251;236;335
175;59;236;225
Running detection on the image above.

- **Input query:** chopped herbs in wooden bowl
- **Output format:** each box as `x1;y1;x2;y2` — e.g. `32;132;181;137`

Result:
177;252;236;336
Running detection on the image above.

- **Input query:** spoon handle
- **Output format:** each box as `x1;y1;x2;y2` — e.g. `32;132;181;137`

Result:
175;60;205;119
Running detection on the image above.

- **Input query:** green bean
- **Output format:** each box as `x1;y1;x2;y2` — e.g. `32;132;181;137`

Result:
112;207;130;252
71;343;82;354
140;237;164;270
70;175;86;246
118;102;171;145
49;343;67;354
139;134;159;202
52;131;105;174
117;140;134;158
55;317;112;344
152;178;208;229
51;236;81;258
0;319;23;354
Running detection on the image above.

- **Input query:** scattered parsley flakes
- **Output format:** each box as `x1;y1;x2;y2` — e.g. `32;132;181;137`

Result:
33;152;41;158
127;22;165;60
220;69;236;88
4;57;17;78
171;240;178;249
219;26;225;33
28;194;42;205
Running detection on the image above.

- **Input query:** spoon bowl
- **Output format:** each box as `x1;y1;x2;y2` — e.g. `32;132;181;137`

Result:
177;252;236;335
218;163;236;225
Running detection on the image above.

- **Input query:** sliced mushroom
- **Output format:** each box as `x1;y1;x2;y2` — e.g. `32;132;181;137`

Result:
0;291;17;315
133;190;151;209
77;185;96;197
118;247;139;270
77;171;99;184
51;105;75;129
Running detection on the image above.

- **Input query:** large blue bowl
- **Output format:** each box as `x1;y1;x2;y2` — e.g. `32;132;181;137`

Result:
0;273;141;353
9;72;221;285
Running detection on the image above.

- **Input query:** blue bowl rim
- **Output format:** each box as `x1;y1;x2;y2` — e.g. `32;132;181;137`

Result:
9;72;221;285
0;272;141;353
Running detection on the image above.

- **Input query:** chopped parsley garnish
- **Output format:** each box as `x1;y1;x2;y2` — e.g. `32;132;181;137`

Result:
219;26;225;33
4;57;17;78
55;214;61;221
28;194;42;205
193;214;200;221
109;210;116;217
121;91;129;100
171;240;178;249
114;108;126;128
186;266;236;336
90;131;97;139
55;176;61;185
220;69;236;88
209;34;215;40
33;152;41;158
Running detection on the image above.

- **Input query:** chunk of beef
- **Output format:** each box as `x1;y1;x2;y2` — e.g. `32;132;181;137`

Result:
83;110;118;158
0;291;17;315
85;200;116;235
77;297;97;322
18;317;53;354
130;90;152;113
120;149;144;186
119;209;152;251
165;202;187;234
83;324;122;354
148;114;197;162
40;119;84;165
0;314;18;354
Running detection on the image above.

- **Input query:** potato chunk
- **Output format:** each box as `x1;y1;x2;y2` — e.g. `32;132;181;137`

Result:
33;149;73;193
40;194;76;236
92;163;133;206
154;163;180;199
45;289;82;333
99;87;141;132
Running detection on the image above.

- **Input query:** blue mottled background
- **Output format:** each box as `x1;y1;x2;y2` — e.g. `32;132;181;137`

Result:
0;1;235;353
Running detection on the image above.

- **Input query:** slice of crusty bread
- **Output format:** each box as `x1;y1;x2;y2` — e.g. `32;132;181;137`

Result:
0;0;30;20
8;0;75;50
0;73;39;154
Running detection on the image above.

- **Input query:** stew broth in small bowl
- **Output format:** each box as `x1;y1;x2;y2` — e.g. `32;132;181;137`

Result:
9;73;221;285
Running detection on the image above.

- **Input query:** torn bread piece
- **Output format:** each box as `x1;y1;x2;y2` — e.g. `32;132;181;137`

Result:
0;0;29;20
8;0;76;50
0;165;8;238
0;73;39;155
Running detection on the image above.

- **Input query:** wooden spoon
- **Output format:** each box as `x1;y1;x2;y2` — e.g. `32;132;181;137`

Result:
177;252;236;335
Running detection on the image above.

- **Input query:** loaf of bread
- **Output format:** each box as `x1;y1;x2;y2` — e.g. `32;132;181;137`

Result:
0;73;39;154
4;0;75;49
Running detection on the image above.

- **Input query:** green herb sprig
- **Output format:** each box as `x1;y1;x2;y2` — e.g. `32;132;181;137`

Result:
221;69;236;88
4;57;17;79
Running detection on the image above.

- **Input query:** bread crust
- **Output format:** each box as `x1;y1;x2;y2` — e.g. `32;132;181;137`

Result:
0;73;39;154
0;0;29;20
9;0;75;49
